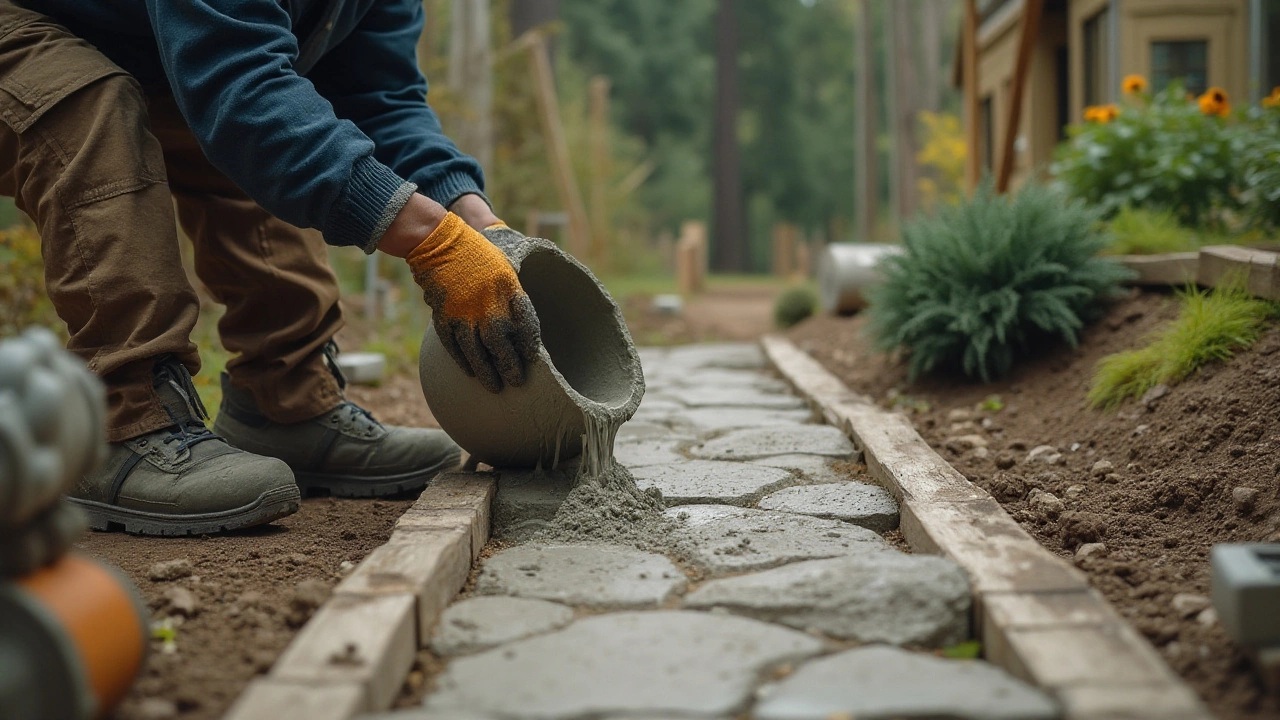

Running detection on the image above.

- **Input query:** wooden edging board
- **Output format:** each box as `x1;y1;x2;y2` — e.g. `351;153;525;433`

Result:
761;335;1212;720
222;471;495;720
1116;245;1280;299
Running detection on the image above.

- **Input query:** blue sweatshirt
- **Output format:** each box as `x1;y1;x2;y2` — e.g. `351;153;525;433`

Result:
25;0;486;253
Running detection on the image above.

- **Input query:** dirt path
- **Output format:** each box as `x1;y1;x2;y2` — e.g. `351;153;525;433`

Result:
789;291;1280;719
623;286;779;345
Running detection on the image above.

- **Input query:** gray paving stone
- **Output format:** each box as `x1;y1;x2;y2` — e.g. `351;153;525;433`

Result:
632;461;794;507
757;482;899;532
664;342;765;370
676;387;807;410
428;597;575;656
475;543;686;609
666;369;790;392
614;438;689;467
492;466;575;541
667;505;890;576
690;426;855;461
754;645;1059;720
751;454;850;483
615;421;674;441
424;611;822;719
684;553;970;647
671;407;812;432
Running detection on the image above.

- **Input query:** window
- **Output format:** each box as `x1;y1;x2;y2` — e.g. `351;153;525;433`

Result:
1151;40;1209;96
1265;0;1280;94
980;96;994;172
1083;8;1112;106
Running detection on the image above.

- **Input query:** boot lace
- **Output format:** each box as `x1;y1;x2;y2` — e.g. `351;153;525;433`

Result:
155;359;221;457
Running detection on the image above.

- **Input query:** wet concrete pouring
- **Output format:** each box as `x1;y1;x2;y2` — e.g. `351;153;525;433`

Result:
378;343;1062;720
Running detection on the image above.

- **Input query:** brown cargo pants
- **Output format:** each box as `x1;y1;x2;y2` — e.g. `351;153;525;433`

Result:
0;3;345;442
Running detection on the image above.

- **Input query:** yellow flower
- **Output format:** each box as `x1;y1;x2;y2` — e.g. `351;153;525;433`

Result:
1263;87;1280;109
1085;104;1120;124
1198;87;1230;117
1122;75;1147;94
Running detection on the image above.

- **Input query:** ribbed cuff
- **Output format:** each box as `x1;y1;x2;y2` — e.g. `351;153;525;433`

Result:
419;170;487;211
324;155;415;252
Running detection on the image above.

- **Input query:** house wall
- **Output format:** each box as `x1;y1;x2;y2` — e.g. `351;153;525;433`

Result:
975;0;1067;189
1069;0;1250;122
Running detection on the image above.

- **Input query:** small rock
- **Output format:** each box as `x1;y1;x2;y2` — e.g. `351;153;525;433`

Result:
1232;487;1259;515
946;408;973;422
1091;460;1114;478
135;697;178;720
162;587;199;618
972;447;990;460
994;452;1016;470
1171;593;1211;619
1028;489;1064;520
148;559;193;582
338;560;356;575
287;579;331;627
1103;473;1123;484
945;435;988;453
1026;445;1063;466
1064;484;1085;499
1141;384;1169;407
1197;607;1218;627
1075;542;1107;562
1133;424;1150;437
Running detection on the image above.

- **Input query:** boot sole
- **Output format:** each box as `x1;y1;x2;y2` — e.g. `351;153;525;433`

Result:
294;450;462;499
69;485;302;536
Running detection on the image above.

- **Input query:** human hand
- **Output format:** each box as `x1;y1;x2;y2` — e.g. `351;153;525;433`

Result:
449;193;503;231
405;213;540;392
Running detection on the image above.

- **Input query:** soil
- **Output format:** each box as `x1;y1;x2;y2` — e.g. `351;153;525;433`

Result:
79;377;439;720
789;289;1280;719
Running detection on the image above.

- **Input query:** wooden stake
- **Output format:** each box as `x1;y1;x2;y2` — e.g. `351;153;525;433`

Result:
963;0;981;192
996;0;1044;194
588;75;612;269
526;32;592;260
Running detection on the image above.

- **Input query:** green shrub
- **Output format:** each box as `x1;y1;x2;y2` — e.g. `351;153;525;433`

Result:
1052;84;1244;227
774;285;816;329
0;224;60;339
1088;284;1273;409
1104;207;1198;255
867;182;1131;382
1237;109;1280;231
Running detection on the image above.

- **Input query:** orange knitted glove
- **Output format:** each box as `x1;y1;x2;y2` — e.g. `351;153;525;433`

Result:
406;213;541;393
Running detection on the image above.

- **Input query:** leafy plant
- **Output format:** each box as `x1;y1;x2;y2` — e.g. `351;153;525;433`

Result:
1088;284;1273;410
916;111;967;210
1236;109;1280;231
1104;207;1198;255
867;182;1131;382
774;285;817;329
0;223;61;339
1052;84;1244;227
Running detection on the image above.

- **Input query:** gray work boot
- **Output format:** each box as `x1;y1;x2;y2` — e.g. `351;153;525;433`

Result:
213;373;461;498
69;358;301;536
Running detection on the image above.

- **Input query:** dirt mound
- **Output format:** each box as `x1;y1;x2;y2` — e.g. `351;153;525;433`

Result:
790;289;1280;719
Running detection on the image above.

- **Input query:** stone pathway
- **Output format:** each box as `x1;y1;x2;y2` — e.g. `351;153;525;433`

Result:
367;343;1060;720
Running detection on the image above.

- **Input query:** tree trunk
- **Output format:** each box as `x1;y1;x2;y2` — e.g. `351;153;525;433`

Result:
920;0;946;114
712;0;744;272
889;0;919;220
855;0;879;242
448;0;493;171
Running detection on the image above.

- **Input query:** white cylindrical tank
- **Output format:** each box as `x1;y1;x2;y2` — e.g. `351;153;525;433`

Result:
817;243;903;315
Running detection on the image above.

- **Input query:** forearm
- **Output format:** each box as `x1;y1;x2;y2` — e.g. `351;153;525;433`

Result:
379;193;503;258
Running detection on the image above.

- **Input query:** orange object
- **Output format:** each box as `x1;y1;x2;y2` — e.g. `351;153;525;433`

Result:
1;554;148;720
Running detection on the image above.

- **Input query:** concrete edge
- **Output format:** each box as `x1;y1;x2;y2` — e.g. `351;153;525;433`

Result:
1115;252;1199;287
222;472;496;720
761;335;1213;720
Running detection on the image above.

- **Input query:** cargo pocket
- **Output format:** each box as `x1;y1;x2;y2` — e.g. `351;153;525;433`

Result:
0;8;127;134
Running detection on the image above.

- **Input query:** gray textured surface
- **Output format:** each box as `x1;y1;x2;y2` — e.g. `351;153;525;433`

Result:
475;543;686;609
424;611;822;719
671;407;812;431
684;553;971;647
428;596;575;656
751;454;849;483
632;461;793;507
754;646;1060;720
613;438;689;467
667;504;890;576
758;482;899;532
690;426;855;460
